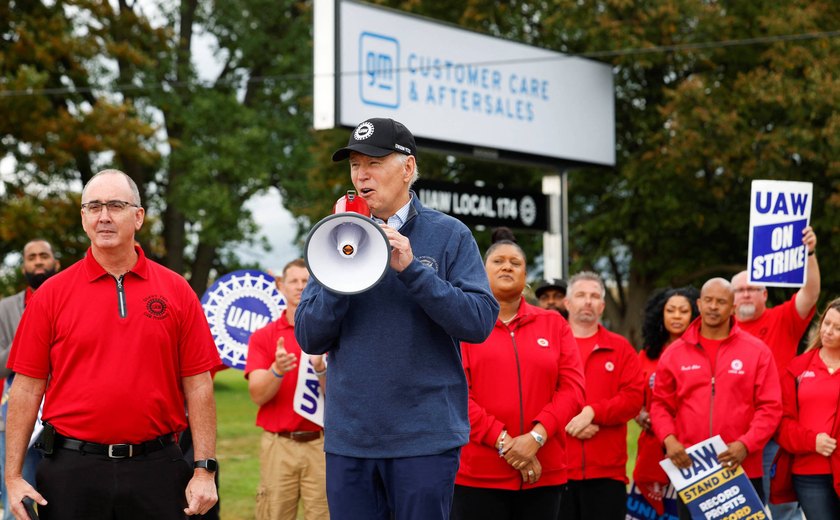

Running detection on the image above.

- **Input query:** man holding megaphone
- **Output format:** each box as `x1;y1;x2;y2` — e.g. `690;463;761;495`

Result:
295;118;499;520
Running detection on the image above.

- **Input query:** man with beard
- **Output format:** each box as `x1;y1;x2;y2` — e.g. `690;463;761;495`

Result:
730;225;819;520
534;278;568;319
0;239;60;519
561;271;643;519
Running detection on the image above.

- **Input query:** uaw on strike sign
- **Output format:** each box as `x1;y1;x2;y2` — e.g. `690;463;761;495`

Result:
748;180;812;287
660;436;766;520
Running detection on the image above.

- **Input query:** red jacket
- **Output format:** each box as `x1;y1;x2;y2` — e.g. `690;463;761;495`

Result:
457;299;585;490
566;325;644;483
773;349;840;501
651;318;782;478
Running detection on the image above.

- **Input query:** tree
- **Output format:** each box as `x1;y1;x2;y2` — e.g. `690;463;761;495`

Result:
1;0;317;295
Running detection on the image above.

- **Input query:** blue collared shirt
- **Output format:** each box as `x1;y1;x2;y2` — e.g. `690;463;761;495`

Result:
372;196;412;231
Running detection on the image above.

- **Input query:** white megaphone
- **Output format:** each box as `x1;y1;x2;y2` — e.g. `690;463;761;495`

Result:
304;190;391;294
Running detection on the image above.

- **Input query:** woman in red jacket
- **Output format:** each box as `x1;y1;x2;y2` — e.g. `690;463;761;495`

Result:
451;229;585;520
632;287;698;515
774;298;840;519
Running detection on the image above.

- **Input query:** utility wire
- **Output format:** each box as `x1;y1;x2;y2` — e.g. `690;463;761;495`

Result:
0;29;837;98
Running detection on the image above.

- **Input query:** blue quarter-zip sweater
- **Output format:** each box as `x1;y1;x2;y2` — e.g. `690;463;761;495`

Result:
295;195;499;458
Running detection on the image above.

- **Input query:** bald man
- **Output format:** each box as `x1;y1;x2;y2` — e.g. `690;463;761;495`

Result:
650;278;782;520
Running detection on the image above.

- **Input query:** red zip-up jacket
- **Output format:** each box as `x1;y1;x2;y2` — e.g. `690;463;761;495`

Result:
566;325;644;483
651;318;782;478
774;348;840;500
457;299;585;490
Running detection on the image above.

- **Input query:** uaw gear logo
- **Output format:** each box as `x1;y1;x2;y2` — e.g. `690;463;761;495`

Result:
519;196;537;227
354;121;375;141
728;358;745;375
201;270;285;370
144;295;169;320
359;32;400;108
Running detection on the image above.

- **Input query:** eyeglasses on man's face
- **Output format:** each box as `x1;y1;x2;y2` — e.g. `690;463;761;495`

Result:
733;287;763;295
81;200;140;214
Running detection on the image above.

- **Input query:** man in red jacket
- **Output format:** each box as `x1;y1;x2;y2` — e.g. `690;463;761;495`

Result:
560;271;644;519
651;277;782;520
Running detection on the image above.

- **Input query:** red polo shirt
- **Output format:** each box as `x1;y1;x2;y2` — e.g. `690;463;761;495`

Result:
8;247;220;444
245;313;321;433
737;293;815;374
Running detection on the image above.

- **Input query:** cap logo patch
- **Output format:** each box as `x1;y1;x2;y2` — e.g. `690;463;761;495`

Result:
354;121;375;141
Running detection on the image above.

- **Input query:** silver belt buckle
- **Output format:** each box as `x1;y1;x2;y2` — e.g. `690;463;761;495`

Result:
107;444;133;458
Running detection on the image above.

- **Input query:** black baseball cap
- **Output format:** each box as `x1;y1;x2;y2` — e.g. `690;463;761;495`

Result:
535;278;567;298
332;118;417;162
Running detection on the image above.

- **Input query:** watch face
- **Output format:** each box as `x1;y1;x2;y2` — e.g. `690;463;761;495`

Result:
198;459;218;472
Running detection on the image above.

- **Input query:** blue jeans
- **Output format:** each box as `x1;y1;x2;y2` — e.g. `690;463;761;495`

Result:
762;438;801;520
792;474;840;519
0;431;42;520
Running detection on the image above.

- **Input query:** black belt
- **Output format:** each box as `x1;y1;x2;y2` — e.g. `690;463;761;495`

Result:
55;433;176;459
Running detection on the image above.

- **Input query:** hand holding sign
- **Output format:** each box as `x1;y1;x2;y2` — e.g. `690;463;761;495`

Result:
716;440;747;470
273;337;298;375
664;435;692;469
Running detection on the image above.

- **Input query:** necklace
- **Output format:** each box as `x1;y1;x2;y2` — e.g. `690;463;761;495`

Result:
501;313;518;325
819;350;840;374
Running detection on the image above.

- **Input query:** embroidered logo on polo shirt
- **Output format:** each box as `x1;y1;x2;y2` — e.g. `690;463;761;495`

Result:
797;370;816;383
144;295;169;320
605;361;615;372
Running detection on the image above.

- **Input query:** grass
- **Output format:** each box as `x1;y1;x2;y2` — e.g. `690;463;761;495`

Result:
215;368;262;520
214;367;645;519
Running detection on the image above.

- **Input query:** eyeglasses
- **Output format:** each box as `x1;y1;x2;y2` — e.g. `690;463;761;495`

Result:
81;200;140;214
733;287;763;294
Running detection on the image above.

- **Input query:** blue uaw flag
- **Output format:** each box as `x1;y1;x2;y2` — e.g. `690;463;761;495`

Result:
200;270;285;370
660;436;767;520
747;180;813;287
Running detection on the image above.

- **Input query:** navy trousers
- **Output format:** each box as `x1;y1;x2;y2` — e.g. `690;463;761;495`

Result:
325;448;461;520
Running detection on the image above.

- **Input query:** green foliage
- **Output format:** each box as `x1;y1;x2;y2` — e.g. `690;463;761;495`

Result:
2;0;838;337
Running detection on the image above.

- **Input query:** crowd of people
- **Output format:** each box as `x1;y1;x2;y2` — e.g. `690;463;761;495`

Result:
0;117;836;520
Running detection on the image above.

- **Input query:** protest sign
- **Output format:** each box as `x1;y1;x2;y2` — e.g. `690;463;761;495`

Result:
660;436;767;520
293;352;325;426
748;180;812;287
626;480;679;520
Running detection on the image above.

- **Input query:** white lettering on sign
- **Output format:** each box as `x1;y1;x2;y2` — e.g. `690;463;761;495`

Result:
751;247;806;279
453;193;497;217
225;306;270;333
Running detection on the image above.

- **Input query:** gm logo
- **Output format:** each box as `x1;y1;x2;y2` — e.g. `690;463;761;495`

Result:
359;32;399;108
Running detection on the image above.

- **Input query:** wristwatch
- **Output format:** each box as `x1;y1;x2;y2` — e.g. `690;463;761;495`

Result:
529;430;546;447
194;458;219;473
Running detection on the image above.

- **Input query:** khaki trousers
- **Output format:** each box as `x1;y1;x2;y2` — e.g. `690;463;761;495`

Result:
256;431;329;520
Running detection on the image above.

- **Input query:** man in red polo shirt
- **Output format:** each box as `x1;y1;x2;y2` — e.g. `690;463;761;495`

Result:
561;271;644;519
5;169;221;519
731;225;819;520
245;258;328;520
